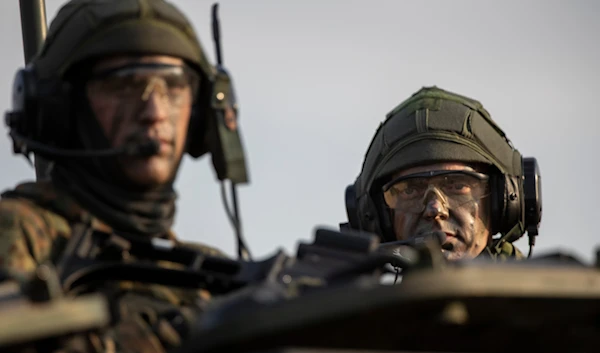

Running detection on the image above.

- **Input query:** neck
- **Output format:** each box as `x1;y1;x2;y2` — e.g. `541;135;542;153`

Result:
51;162;177;236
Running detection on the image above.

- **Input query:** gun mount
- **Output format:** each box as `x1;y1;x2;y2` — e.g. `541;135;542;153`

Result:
0;226;405;351
175;246;600;353
0;225;597;353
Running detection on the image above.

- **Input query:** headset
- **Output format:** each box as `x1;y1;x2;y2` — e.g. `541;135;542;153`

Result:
5;2;252;259
4;54;247;184
342;156;542;255
7;1;248;185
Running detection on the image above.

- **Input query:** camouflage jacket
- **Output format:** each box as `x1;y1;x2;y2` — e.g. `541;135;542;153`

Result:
481;240;526;261
0;181;227;353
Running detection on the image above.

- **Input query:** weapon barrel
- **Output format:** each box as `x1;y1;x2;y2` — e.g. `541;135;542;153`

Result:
19;0;47;64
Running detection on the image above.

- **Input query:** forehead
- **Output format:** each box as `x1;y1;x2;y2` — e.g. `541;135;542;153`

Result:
92;55;184;71
393;162;477;178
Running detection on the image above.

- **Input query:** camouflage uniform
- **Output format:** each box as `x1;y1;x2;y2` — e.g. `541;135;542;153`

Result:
480;241;525;261
0;0;230;352
0;182;225;353
0;181;224;279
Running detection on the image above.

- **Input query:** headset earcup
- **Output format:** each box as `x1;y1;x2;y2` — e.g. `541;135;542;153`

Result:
186;78;213;158
489;173;506;236
8;69;37;139
344;184;360;229
186;105;209;158
505;174;524;242
491;173;522;238
522;157;542;236
7;67;70;151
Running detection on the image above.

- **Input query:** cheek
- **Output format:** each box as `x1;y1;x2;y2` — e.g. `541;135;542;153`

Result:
456;200;482;226
87;94;133;146
393;211;413;240
467;200;491;232
461;202;490;245
87;96;114;138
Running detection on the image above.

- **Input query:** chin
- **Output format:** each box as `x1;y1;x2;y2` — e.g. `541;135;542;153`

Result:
124;162;172;187
442;251;468;261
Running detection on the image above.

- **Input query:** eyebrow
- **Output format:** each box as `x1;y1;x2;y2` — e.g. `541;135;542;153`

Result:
89;63;185;79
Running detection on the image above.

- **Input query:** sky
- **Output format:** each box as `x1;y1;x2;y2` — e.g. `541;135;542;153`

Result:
0;0;598;263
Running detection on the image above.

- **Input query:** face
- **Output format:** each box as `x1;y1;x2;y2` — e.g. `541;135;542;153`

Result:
86;55;196;187
383;162;491;261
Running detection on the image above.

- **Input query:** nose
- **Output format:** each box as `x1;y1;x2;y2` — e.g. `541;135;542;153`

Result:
138;89;169;124
422;188;449;220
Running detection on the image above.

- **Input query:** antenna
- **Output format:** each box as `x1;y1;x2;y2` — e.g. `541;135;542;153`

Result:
211;3;252;261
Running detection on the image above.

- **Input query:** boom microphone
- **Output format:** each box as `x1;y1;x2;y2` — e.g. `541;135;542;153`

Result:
9;132;160;159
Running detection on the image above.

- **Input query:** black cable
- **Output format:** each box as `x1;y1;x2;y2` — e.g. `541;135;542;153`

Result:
230;182;252;261
528;234;536;258
220;181;252;261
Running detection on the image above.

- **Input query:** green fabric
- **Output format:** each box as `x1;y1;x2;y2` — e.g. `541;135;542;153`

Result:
481;241;525;261
358;86;522;192
33;0;214;80
0;180;228;352
352;86;527;245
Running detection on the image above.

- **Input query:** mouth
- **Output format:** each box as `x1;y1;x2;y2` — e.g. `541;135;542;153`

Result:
441;242;454;251
142;133;172;145
126;130;172;143
122;137;173;159
156;138;173;146
153;139;174;156
440;232;464;252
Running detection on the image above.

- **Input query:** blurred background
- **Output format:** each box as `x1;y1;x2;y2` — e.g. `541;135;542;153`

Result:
0;0;598;261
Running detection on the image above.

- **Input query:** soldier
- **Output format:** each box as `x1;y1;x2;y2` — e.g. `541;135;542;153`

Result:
343;86;542;262
0;0;237;351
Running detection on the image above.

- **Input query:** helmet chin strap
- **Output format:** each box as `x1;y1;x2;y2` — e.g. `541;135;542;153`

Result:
484;222;525;260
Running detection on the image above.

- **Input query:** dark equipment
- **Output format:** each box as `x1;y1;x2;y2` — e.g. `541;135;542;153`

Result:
0;225;409;351
0;221;598;353
175;243;600;353
18;0;52;180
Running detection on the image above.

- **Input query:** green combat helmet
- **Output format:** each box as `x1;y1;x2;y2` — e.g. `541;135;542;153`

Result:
342;86;543;257
7;0;248;184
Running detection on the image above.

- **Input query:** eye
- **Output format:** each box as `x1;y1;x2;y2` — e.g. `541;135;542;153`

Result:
164;74;189;89
451;183;470;193
109;76;147;97
403;187;416;195
443;176;474;194
392;182;424;200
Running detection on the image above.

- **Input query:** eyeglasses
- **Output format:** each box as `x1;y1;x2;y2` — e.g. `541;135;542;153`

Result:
86;63;200;107
382;170;490;212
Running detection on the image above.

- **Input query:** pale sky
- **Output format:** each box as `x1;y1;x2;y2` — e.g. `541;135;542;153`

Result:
0;0;598;262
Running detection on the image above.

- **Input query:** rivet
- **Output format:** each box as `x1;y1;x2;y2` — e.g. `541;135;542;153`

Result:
282;274;292;284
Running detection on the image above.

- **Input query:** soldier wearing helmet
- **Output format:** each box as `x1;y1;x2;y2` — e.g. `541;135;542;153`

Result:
0;0;239;351
343;86;542;261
